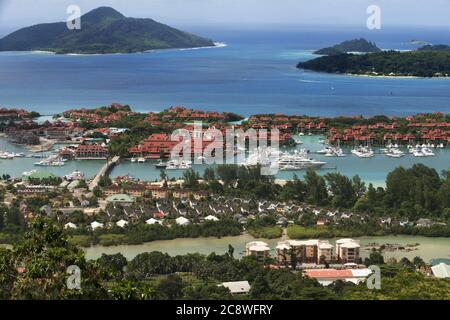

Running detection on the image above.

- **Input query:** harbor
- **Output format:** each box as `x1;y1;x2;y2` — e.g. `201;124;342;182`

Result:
1;135;450;186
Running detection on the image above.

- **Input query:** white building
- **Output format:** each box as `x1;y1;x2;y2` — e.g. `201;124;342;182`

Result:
146;218;163;225
175;216;190;226
245;241;270;260
336;239;360;263
220;281;251;295
116;219;128;228
64;222;77;229
205;215;219;221
431;263;450;278
90;221;104;230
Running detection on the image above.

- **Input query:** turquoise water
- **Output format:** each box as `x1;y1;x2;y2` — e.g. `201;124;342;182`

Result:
0;26;450;116
1;135;449;185
109;135;450;186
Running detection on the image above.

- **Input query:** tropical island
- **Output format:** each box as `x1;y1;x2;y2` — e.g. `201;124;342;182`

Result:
298;47;450;77
299;39;450;77
0;7;215;54
314;38;381;55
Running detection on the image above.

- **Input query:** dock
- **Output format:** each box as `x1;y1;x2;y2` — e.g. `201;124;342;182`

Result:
89;156;120;190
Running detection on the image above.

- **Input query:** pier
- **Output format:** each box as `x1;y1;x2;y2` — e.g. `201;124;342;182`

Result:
89;156;120;190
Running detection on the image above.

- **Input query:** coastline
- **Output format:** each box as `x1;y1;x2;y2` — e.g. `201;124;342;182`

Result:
22;42;228;56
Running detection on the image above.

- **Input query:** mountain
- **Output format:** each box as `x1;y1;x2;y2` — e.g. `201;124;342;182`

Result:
0;7;215;54
297;50;450;77
314;38;381;55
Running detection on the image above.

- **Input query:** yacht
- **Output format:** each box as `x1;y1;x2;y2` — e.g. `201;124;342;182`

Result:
155;160;167;169
351;146;374;158
34;155;65;166
413;149;426;157
386;148;405;158
421;147;435;157
64;170;84;181
23;170;37;176
278;153;326;170
130;157;137;163
137;157;146;163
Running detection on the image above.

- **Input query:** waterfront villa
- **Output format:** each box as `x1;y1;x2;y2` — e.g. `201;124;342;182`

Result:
245;241;271;260
276;239;334;265
335;239;361;263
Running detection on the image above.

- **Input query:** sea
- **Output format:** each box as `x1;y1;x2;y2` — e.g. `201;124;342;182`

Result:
0;25;450;116
0;25;450;184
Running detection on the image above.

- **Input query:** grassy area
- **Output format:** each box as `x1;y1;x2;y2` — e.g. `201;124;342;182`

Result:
68;235;92;247
248;226;283;239
97;234;128;246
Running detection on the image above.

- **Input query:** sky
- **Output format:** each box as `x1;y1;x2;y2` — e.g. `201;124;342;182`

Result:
0;0;450;31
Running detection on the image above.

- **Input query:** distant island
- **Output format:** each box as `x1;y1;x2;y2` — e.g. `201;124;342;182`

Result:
0;7;215;54
314;38;381;55
299;42;450;77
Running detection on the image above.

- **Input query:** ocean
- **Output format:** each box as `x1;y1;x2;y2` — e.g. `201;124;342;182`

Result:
0;25;449;116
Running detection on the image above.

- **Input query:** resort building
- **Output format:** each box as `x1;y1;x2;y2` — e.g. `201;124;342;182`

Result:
75;144;108;159
276;239;334;265
336;239;361;263
303;268;373;286
245;241;271;260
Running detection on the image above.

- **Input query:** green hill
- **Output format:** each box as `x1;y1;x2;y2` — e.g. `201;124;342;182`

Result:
314;38;381;55
297;50;450;77
0;7;215;54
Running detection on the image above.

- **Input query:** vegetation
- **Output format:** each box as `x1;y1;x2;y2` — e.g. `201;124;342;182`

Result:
0;7;214;54
315;38;381;55
298;50;450;77
0;218;448;300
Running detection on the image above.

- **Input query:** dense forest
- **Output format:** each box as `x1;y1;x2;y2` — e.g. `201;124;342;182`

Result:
298;50;450;77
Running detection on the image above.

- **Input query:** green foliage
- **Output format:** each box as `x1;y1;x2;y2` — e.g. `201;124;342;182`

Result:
0;7;214;54
299;50;450;77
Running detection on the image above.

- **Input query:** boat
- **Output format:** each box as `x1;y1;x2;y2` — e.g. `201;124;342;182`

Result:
64;170;84;181
165;159;192;170
34;155;66;166
421;147;435;157
413;150;426;157
386;148;405;158
22;170;37;176
130;157;137;163
278;153;326;170
351;146;374;158
137;157;146;163
155;160;167;168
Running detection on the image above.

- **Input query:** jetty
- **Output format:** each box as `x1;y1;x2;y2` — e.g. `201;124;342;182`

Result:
89;156;120;190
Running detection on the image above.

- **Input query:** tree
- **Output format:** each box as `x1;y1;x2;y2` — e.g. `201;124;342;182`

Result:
156;274;184;299
97;253;128;280
305;169;328;205
203;167;216;181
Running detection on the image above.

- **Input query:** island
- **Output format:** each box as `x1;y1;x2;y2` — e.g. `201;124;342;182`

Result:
298;47;450;77
314;38;381;55
0;7;215;54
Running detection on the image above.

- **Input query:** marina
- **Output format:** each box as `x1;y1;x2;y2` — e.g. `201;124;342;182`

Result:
1;135;450;186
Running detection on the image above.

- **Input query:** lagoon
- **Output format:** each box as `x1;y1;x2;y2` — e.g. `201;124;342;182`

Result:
83;234;450;262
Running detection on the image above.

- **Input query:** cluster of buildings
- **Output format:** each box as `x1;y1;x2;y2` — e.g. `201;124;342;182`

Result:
246;238;361;265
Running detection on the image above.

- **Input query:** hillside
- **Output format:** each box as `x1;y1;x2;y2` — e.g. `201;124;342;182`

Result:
314;38;381;55
0;7;215;54
297;50;450;77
